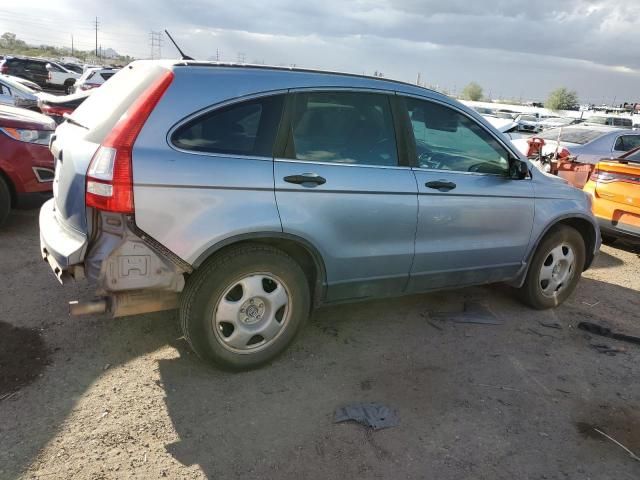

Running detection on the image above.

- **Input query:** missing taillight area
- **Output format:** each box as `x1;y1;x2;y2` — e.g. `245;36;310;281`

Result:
84;70;175;214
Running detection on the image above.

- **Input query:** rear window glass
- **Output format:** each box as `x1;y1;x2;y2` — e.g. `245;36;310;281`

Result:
70;63;169;140
172;95;284;157
539;127;604;145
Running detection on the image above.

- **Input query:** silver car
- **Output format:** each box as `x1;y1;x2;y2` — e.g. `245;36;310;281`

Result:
40;61;600;369
0;74;40;110
511;125;640;164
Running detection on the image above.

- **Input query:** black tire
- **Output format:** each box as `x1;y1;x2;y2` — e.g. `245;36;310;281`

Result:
517;225;586;309
180;244;311;370
0;175;11;227
64;80;75;95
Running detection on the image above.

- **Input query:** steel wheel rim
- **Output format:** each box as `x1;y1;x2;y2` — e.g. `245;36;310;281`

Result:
539;242;576;298
212;272;291;354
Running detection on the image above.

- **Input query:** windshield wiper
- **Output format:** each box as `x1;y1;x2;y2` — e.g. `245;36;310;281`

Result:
62;113;89;129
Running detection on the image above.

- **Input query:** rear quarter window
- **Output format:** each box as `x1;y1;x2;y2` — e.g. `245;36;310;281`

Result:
171;95;284;157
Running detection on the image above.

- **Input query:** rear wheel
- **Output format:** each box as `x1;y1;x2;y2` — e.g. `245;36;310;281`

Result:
518;225;586;309
180;244;311;370
64;80;75;95
0;176;11;227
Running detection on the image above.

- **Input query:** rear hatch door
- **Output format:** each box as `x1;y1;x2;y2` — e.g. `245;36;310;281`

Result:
51;62;171;238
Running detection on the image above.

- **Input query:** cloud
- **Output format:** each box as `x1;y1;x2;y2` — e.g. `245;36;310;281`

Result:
1;0;640;102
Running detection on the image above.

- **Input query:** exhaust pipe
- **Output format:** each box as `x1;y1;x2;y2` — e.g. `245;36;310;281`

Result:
69;299;108;316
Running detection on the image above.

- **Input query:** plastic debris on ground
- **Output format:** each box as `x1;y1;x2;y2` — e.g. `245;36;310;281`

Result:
334;402;399;430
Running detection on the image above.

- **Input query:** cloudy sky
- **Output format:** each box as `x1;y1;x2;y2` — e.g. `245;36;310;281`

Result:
1;0;639;103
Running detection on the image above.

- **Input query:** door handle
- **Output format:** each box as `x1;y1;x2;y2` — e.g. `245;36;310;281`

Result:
284;173;326;186
425;180;456;192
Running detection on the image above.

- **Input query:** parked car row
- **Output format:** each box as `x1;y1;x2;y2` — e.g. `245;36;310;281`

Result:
0;56;119;93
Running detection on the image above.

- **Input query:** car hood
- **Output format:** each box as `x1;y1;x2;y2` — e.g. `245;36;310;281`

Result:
0;104;56;130
483;116;518;133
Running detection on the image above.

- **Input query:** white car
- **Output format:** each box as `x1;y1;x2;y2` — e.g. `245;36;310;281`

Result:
73;67;119;93
515;114;542;133
45;62;80;93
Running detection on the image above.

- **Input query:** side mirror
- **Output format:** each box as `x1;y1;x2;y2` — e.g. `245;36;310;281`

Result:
509;157;529;180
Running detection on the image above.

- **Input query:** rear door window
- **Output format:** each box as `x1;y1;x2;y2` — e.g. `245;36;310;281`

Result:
99;72;115;80
287;91;398;166
404;97;510;175
614;135;640;152
172;95;284;157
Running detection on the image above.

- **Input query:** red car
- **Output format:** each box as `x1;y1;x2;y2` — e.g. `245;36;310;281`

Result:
0;105;55;226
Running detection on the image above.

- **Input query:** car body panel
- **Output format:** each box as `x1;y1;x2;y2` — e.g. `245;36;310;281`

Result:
583;157;640;240
409;169;535;291
274;160;418;301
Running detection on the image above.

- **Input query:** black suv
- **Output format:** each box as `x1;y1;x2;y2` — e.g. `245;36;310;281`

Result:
0;57;49;88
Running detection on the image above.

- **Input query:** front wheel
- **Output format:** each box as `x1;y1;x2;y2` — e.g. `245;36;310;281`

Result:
180;244;310;370
517;225;586;309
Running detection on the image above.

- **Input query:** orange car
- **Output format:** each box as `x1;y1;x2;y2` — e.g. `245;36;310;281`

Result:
583;146;640;242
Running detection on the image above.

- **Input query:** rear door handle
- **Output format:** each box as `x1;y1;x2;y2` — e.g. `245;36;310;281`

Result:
425;180;456;192
284;173;326;186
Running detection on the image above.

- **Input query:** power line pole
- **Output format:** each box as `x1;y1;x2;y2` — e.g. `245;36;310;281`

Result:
149;31;162;59
94;16;99;60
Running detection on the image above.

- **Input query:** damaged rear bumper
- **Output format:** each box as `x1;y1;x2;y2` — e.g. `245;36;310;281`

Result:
39;199;189;316
39;198;87;283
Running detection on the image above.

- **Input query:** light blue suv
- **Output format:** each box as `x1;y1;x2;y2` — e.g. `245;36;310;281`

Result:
40;61;600;369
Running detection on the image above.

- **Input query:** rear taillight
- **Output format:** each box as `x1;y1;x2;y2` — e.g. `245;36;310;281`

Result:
85;70;174;213
0;64;8;74
80;83;101;91
41;105;73;116
590;167;640;185
48;72;52;81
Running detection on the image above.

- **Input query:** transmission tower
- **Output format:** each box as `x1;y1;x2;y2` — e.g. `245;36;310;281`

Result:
149;31;163;59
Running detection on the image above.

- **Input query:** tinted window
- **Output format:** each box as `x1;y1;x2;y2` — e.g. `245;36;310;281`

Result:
26;61;47;72
172;95;284;157
289;91;398;166
100;72;115;80
405;98;509;175
47;63;65;72
614;135;640;152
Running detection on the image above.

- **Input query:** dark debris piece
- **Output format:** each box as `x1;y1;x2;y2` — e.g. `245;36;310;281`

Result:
334;402;399;430
430;301;503;325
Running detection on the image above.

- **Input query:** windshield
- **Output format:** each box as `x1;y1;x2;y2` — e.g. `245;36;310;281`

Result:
623;149;640;162
520;115;537;121
538;127;604;145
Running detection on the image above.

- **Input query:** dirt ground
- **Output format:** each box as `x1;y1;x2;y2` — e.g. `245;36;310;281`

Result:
1;209;639;480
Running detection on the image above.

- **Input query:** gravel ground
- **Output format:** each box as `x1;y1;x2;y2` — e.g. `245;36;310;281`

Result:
1;209;639;480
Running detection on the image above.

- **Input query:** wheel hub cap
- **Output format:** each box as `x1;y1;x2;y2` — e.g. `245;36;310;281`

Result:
212;273;291;353
240;298;266;324
539;243;575;298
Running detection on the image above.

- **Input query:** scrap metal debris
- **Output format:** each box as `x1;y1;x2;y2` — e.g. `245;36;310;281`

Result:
591;344;627;356
538;320;562;330
578;321;640;346
334;402;399;430
430;301;503;325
